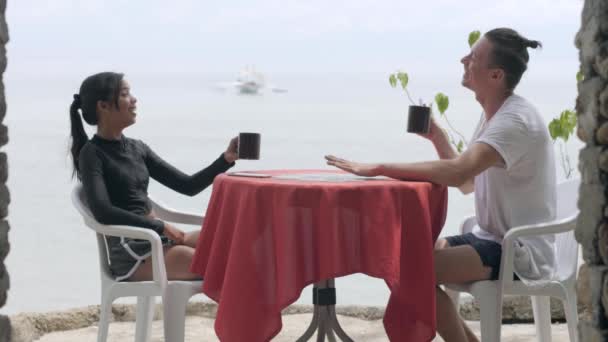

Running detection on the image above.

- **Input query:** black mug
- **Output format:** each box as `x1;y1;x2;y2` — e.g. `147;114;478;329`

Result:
238;132;261;160
407;105;431;134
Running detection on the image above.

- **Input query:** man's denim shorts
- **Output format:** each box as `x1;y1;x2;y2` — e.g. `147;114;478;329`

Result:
444;232;509;280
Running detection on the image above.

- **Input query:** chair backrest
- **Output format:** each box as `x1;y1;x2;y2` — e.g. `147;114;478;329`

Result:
554;178;580;282
71;185;114;281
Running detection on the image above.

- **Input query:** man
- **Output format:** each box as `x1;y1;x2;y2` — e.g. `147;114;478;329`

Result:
326;28;555;342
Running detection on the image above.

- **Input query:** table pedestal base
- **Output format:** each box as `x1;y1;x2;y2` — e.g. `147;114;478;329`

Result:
296;279;354;342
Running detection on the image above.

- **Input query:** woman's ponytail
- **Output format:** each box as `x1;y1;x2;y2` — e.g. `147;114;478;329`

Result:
70;94;88;179
68;72;124;180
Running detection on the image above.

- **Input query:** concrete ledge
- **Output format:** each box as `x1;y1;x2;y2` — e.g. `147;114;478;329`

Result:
9;295;580;342
36;314;574;342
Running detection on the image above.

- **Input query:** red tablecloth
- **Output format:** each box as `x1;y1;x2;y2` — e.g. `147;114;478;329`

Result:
191;170;448;341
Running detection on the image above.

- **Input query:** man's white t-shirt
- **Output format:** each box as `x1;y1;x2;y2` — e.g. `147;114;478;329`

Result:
471;94;557;280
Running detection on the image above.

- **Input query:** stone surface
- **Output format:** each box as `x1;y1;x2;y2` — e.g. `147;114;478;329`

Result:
582;147;603;183
577;0;594;48
0;183;9;220
0;46;6;77
573;0;606;337
578;264;592;317
576;182;605;264
0;263;7;308
596;121;608;144
603;274;608;323
8;304;575;342
589;266;608;328
0;124;7;149
0;153;7;184
10;306;100;342
0;221;7;261
599;0;608;35
32;315;574;342
576;0;600;76
0;315;10;342
577;99;597;147
600;84;608;119
579;319;608;342
184;301;218;319
597;42;608;79
599;149;608;173
578;125;589;143
0;86;6;125
0;0;11;338
0;10;8;46
574;0;599;66
599;224;608;265
579;147;601;181
578;78;605;142
8;299;579;339
576;99;593;139
459;295;575;323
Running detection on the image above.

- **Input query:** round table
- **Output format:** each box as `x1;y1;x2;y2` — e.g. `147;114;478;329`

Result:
191;170;448;342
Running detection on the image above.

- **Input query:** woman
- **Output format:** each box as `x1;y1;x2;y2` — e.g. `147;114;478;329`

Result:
326;28;554;342
70;72;237;281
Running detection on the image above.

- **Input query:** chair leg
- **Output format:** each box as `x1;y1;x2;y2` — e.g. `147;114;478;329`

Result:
563;287;579;342
135;296;155;342
97;295;113;342
476;288;502;342
163;288;193;342
531;296;552;342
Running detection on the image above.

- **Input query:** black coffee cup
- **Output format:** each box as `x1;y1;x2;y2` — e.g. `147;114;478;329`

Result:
238;132;261;160
407;105;431;134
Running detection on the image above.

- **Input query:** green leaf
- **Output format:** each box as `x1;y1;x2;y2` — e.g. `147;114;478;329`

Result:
576;70;584;83
456;140;464;153
559;109;577;142
396;72;409;90
434;93;449;115
389;74;397;88
548;118;562;141
548;109;577;142
565;110;577;131
468;30;481;48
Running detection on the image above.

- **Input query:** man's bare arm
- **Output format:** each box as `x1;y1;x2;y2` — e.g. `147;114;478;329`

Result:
377;143;502;187
430;130;474;194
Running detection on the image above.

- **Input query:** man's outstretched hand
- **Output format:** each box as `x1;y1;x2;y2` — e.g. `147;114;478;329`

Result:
325;155;380;177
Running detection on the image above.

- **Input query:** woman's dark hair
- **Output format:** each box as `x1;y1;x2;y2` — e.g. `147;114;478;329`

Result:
70;72;124;179
484;28;542;91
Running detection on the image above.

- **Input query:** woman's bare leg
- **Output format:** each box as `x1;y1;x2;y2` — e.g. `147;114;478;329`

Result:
129;245;200;281
183;230;200;248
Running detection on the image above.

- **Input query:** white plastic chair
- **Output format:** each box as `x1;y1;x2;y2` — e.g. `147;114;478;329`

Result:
71;185;205;342
445;178;580;342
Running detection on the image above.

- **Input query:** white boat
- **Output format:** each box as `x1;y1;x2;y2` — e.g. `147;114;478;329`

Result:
235;66;265;94
213;67;287;94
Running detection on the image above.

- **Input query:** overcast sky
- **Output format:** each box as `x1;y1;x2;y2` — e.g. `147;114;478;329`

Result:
6;0;584;77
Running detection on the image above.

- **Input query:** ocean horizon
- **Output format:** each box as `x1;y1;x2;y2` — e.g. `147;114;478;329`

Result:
3;71;581;315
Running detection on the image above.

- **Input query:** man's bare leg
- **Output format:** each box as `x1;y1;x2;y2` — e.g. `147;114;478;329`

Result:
434;238;491;342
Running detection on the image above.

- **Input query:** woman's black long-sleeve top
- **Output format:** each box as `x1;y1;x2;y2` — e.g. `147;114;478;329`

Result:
79;134;234;233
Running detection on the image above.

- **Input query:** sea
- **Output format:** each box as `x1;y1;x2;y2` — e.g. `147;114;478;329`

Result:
2;71;581;314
